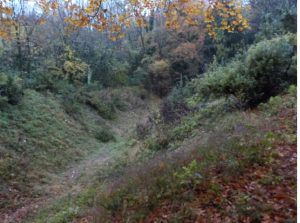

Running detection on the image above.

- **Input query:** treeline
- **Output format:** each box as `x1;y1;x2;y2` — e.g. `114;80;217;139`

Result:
0;0;297;108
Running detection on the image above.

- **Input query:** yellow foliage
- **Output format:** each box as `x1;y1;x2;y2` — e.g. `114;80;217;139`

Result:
203;0;250;38
0;0;250;40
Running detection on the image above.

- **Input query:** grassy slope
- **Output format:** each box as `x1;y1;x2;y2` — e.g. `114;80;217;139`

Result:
0;87;156;220
23;87;296;223
0;90;107;210
22;89;161;223
0;86;296;223
85;86;296;222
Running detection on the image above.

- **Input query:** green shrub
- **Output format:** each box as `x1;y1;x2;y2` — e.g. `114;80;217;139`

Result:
112;96;127;111
160;77;194;123
145;135;169;151
49;83;84;118
32;69;76;93
29;68;63;92
0;73;23;107
167;77;194;104
129;67;148;85
97;61;130;87
85;96;116;120
146;59;172;97
33;46;90;92
160;99;191;124
258;96;282;115
170;99;227;141
61;46;90;85
82;90;130;120
63;99;81;117
95;129;116;143
63;60;89;84
113;62;129;86
94;101;115;119
287;84;297;95
192;58;252;105
96;101;115;119
174;160;201;188
243;34;296;105
193;34;296;107
258;85;297;115
47;206;79;223
171;116;199;140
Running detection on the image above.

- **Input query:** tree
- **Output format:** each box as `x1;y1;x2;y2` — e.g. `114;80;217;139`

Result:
249;0;297;39
0;0;51;76
0;0;251;41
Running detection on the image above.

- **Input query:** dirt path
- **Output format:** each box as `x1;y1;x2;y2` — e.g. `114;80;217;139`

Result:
1;96;160;223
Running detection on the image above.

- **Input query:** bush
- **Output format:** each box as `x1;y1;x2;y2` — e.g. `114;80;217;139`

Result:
61;45;90;85
167;77;194;103
63;60;89;84
60;85;83;118
192;59;248;106
258;85;296;115
160;99;191;124
86;98;115;120
161;79;194;123
170;42;200;79
95;129;116;143
82;89;132;119
0;73;23;107
113;62;129;86
32;46;90;92
136;117;154;139
147;59;172;97
145;135;169;151
243;34;296;105
96;61;129;87
193;34;296;107
112;96;127;111
84;93;116;120
129;67;148;85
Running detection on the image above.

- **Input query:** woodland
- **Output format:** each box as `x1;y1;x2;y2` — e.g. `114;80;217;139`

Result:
0;0;297;222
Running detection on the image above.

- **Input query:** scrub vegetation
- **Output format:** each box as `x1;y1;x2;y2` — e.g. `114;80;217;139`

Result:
0;0;297;222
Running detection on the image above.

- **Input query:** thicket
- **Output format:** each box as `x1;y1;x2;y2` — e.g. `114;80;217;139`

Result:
0;73;23;107
0;0;296;106
96;87;296;222
192;34;296;107
142;32;297;153
0;0;296;145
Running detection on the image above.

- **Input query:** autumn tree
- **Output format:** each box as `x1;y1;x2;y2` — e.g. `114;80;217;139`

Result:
0;0;252;91
0;0;54;76
0;0;251;41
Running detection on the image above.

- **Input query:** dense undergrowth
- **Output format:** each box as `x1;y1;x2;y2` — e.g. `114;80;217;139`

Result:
142;33;296;152
91;85;296;223
0;1;297;222
22;83;296;223
19;32;297;222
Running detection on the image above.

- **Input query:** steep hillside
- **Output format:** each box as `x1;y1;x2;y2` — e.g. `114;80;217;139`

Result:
0;87;160;222
80;86;296;223
17;86;296;223
0;0;296;222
